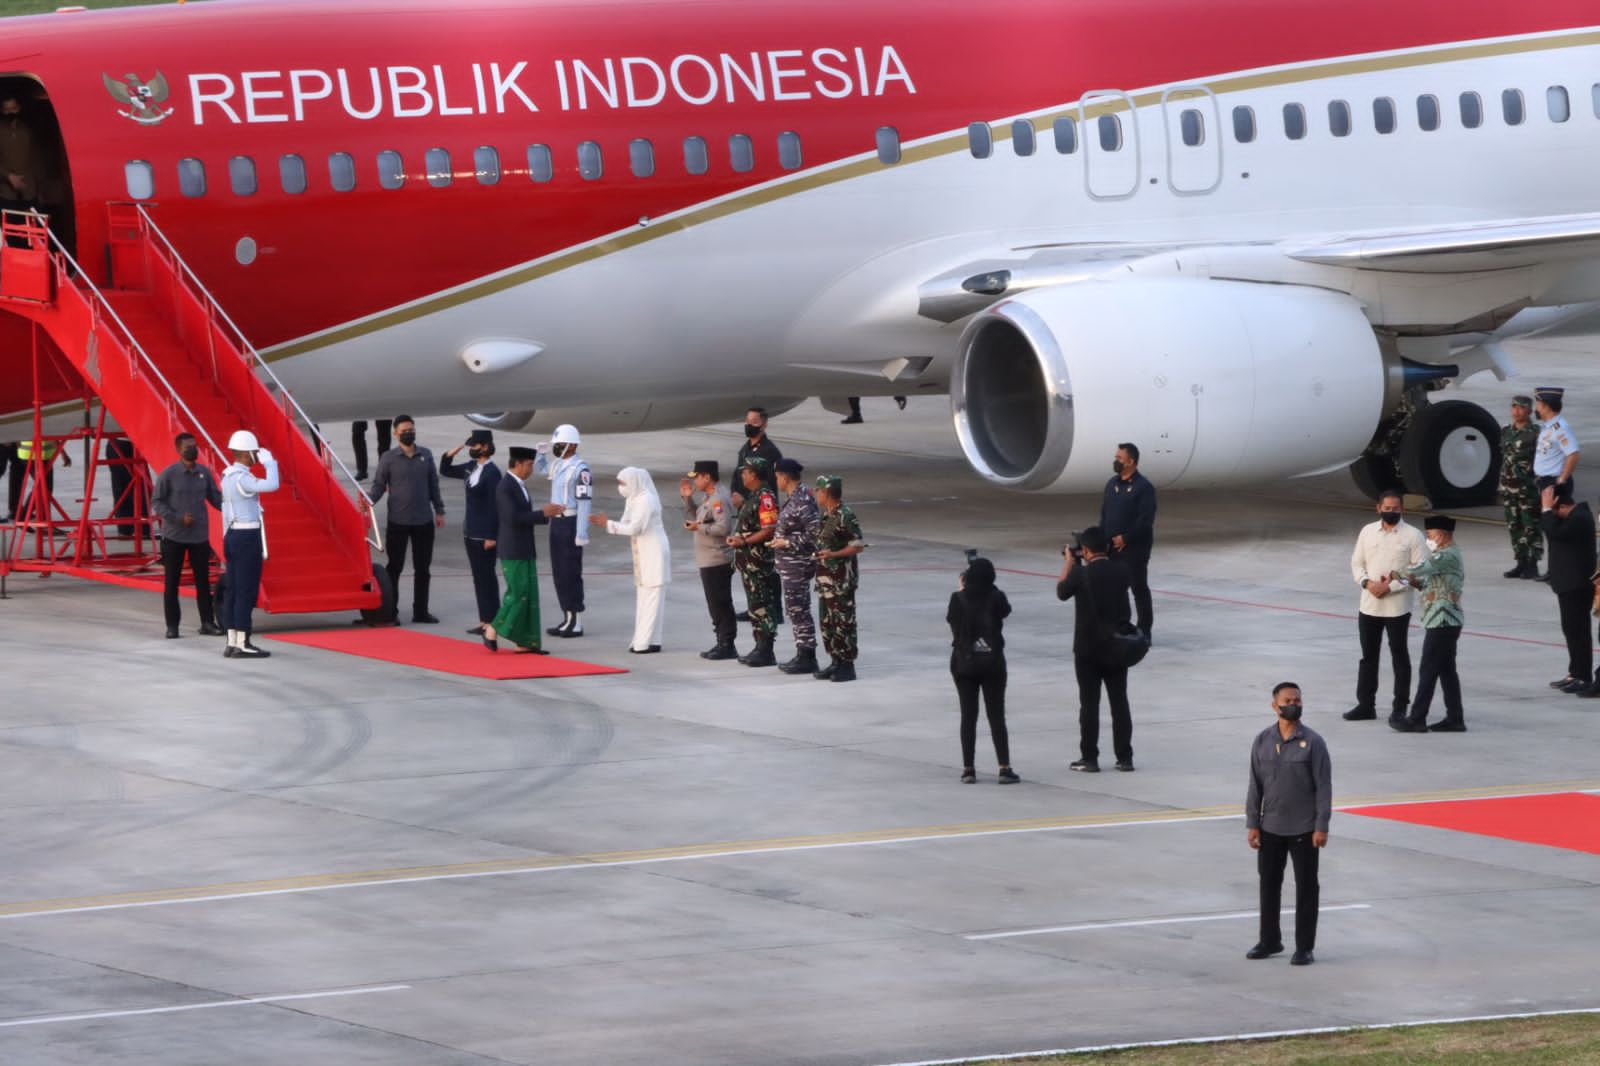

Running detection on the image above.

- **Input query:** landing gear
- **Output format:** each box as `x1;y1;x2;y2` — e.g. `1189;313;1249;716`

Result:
1349;396;1500;508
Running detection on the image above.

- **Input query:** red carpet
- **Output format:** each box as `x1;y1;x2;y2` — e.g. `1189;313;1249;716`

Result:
1346;793;1600;855
264;627;628;680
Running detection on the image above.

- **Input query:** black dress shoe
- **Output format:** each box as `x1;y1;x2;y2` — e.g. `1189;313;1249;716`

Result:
1343;706;1377;721
1561;679;1590;693
235;641;271;659
700;643;738;661
412;612;440;624
165;627;180;639
1245;942;1284;960
482;634;498;652
198;622;224;636
1069;759;1099;773
1579;684;1600;699
1389;717;1427;733
997;768;1020;784
1114;760;1135;772
1290;950;1315;966
840;414;863;424
1550;676;1576;689
1428;720;1468;732
467;625;486;635
629;645;661;654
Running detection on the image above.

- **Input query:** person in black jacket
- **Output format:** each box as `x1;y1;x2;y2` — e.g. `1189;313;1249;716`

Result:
1539;480;1598;693
1100;443;1157;637
947;557;1018;784
483;447;561;653
1056;526;1136;773
441;429;504;635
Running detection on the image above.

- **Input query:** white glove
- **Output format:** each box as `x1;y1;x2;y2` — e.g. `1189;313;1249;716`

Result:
534;441;551;455
256;449;275;464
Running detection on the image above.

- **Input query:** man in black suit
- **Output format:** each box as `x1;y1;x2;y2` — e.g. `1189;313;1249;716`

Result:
482;447;562;653
441;429;503;634
1540;480;1598;694
1056;526;1137;772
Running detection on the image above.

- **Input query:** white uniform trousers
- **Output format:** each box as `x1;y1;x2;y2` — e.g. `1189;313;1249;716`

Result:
632;584;667;651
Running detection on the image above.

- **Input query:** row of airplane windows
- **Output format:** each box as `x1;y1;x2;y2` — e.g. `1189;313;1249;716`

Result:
120;82;1597;199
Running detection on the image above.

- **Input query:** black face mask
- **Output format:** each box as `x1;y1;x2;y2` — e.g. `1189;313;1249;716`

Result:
744;424;762;439
180;446;199;462
398;431;417;446
1277;702;1303;722
468;447;485;460
1112;460;1125;475
1380;511;1401;526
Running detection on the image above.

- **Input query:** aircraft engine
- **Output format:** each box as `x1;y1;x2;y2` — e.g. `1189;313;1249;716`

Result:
952;279;1390;493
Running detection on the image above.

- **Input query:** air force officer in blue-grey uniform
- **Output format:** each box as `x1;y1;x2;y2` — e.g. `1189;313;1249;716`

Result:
536;422;592;638
440;428;503;634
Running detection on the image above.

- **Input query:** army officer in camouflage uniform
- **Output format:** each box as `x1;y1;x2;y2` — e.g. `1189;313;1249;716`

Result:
1500;395;1542;580
728;456;780;667
812;475;864;682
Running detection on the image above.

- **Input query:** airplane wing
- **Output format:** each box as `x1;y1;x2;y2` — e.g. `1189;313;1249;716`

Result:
1285;213;1600;273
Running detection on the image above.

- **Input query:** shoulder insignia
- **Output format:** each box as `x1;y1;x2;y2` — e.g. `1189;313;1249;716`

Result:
578;470;592;484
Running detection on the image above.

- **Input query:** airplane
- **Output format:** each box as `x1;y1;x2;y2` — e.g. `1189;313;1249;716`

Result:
4;0;1600;507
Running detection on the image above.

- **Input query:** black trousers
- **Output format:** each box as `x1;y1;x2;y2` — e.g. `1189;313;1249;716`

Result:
1074;652;1132;764
549;516;585;614
351;420;392;476
1408;625;1463;724
699;563;737;644
1356;611;1412;714
464;537;500;624
1258;829;1320;953
386;521;435;615
1556;587;1593;684
1112;547;1153;634
954;657;1010;768
8;457;54;519
221;528;264;633
161;538;215;628
106;437;137;536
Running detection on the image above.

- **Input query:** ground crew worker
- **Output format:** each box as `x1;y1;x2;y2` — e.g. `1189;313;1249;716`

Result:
1100;442;1157;638
727;456;779;667
1540;480;1596;694
1500;395;1542;580
536;423;591;638
681;460;738;660
365;414;445;624
219;430;279;659
1394;516;1466;731
1533;386;1578;494
770;457;821;675
733;407;784;624
9;436;68;522
483;447;558;654
441;429;503;634
151;432;222;639
813;475;864;682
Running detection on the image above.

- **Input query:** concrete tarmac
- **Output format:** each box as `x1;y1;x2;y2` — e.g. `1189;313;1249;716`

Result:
1;337;1599;1064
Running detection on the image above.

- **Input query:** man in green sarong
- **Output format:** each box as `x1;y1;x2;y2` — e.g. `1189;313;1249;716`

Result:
484;447;560;653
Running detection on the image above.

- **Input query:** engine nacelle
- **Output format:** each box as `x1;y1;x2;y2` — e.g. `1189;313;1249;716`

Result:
952;279;1387;492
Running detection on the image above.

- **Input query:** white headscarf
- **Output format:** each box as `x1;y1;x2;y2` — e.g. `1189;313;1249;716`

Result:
615;466;661;526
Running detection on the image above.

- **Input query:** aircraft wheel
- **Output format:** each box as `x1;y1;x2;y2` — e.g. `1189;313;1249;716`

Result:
359;562;397;626
1398;399;1501;508
1347;451;1401;501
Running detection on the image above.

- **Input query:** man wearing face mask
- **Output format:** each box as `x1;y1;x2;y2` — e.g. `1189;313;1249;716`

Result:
1100;442;1157;638
1346;490;1427;723
732;406;783;623
441;429;503;635
535;423;592;638
364;414;446;624
1393;516;1466;732
0;95;38;229
1540;479;1597;694
1246;682;1331;967
152;432;223;639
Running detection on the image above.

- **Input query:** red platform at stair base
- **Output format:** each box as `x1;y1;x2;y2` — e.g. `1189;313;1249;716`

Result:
1346;793;1600;855
263;627;628;680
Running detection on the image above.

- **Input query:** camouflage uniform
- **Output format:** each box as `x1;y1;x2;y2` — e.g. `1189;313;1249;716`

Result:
733;473;779;640
814;496;864;663
773;483;821;651
1500;421;1541;568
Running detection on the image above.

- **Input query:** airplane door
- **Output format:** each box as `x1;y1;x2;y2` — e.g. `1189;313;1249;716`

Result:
1079;90;1140;200
1161;86;1222;195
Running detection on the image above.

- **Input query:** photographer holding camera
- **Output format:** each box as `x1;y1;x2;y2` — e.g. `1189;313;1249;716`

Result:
1057;526;1138;772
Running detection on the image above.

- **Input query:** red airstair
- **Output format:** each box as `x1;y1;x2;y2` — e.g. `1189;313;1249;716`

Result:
0;206;386;617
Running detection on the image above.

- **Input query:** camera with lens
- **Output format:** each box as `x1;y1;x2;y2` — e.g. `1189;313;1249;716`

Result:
1064;531;1084;560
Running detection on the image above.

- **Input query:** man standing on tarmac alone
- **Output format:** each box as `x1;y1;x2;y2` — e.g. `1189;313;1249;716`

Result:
536;423;592;638
1500;395;1542;580
152;432;223;640
219;430;279;659
1100;442;1157;638
1246;682;1331;968
364;414;445;624
1346;490;1427;723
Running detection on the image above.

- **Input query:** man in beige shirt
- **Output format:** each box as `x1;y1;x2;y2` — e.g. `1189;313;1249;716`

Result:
1346;489;1428;722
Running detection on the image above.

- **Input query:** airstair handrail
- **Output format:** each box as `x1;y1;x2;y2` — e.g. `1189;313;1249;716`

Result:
129;205;382;553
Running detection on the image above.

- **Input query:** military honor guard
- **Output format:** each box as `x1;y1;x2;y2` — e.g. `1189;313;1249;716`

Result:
536;423;592;638
1393;516;1466;732
770;457;821;675
681;460;739;660
483;446;558;654
1499;395;1543;579
440;429;503;634
151;431;223;639
219;429;280;659
1533;386;1579;493
812;475;864;682
727;456;780;667
733;406;784;623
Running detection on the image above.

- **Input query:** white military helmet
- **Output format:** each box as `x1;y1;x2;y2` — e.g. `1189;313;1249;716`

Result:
551;424;581;446
228;430;260;451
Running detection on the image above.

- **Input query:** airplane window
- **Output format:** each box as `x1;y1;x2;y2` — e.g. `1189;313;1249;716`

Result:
1180;108;1204;147
630;138;655;178
729;133;755;173
1373;97;1396;134
1097;114;1122;151
1417;95;1441;132
425;148;451;188
778;131;803;170
1232;106;1255;143
279;154;308;195
684;136;710;175
1328;100;1351;137
527;144;554;183
967;122;992;159
578;140;604;180
177;158;207;198
474;146;500;186
228;156;257;197
1053;116;1078;153
1282;103;1306;140
1011;119;1036;157
1548;85;1571;123
1502;88;1525;126
875;127;901;164
124;161;154;201
329;152;356;192
1459;92;1483;129
377;150;405;190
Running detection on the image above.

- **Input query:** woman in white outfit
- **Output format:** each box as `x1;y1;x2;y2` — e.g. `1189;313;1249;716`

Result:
590;466;672;653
